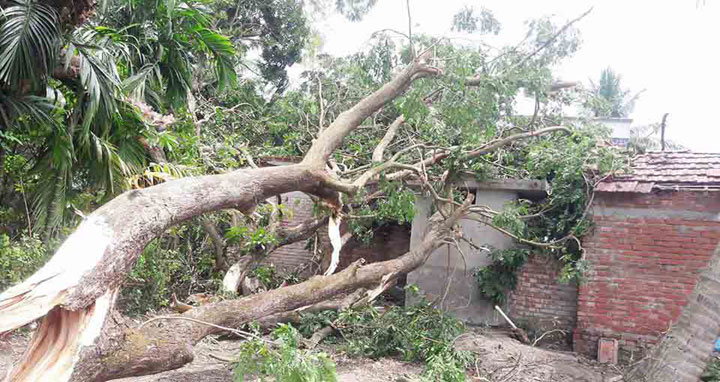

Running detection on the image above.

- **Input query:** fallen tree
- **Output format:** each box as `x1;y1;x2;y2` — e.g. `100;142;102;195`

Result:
1;6;645;380
3;3;717;381
0;48;576;380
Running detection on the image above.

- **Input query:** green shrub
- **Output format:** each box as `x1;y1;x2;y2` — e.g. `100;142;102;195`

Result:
233;324;337;382
119;233;220;316
325;299;473;380
473;247;529;304
702;357;720;382
0;234;48;292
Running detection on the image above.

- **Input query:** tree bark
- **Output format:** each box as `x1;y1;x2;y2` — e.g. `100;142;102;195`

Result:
10;202;468;381
0;164;328;333
628;243;720;382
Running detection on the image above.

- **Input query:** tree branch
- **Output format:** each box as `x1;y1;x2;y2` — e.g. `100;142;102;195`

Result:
200;218;226;271
302;60;440;166
387;126;570;181
372;115;405;162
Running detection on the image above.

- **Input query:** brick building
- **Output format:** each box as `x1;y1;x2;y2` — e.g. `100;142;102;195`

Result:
572;152;720;357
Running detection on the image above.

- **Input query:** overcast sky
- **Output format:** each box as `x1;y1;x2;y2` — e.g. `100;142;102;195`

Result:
302;0;720;152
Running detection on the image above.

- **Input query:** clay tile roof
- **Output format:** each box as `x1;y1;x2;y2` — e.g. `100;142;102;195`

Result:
595;151;720;193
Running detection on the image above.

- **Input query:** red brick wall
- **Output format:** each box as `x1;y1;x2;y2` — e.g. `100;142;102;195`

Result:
509;254;578;339
574;191;720;358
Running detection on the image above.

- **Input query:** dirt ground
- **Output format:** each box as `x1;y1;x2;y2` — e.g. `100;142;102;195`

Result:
1;329;623;382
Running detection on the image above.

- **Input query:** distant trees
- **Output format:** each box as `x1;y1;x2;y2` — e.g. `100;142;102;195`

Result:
586;67;642;118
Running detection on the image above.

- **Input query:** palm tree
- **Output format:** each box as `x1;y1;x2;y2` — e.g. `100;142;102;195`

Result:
102;0;237;109
0;0;237;237
587;67;642;118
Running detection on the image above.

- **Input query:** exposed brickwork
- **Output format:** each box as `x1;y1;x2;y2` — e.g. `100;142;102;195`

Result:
509;254;578;339
574;191;720;359
264;192;322;273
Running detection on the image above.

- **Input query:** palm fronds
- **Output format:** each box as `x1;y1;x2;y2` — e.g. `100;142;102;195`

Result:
0;0;60;90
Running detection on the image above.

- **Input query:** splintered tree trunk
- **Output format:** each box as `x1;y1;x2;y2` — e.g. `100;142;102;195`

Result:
6;205;464;382
629;243;720;382
0;165;323;332
0;165;333;381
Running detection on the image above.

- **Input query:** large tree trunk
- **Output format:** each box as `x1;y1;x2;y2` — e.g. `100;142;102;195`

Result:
0;164;326;333
629;243;720;382
7;203;467;381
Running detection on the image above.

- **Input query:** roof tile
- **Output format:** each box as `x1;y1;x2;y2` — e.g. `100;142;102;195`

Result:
598;151;720;192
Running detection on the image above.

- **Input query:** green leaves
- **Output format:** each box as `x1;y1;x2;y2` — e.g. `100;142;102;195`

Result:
68;34;122;135
332;301;474;380
193;27;236;92
232;324;338;382
0;0;60;90
474;248;530;304
224;225;278;252
451;6;500;35
0;233;48;292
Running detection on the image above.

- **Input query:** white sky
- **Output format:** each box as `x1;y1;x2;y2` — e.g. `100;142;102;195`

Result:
301;0;720;152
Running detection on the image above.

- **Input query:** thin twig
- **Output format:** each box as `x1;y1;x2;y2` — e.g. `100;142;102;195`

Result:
512;8;593;69
532;329;566;346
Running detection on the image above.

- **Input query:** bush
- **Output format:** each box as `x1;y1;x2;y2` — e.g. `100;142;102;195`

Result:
702;357;720;382
118;228;221;316
312;299;474;381
473;248;529;304
0;234;48;292
233;324;337;382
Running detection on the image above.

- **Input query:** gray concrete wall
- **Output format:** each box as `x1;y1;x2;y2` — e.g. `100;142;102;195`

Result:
406;189;518;325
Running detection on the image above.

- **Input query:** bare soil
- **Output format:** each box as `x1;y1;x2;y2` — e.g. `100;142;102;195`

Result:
1;328;623;382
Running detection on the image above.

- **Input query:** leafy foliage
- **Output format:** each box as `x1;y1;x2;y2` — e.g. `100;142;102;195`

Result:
101;0;237;108
217;0;308;90
332;0;378;22
702;357;720;382
474;248;529;305
0;0;60;89
348;178;416;243
329;299;474;380
473;126;621;303
233;324;337;382
452;6;500;35
0;234;48;292
586;67;640;118
119;224;221;315
248;264;301;289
